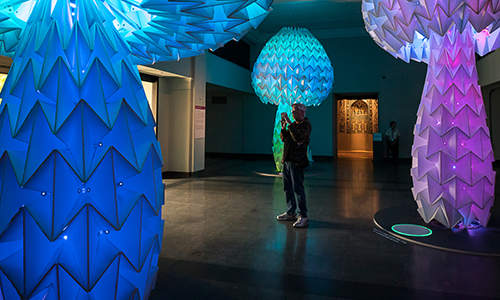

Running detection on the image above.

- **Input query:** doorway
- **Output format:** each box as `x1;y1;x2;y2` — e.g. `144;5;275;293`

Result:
335;93;379;159
0;73;7;104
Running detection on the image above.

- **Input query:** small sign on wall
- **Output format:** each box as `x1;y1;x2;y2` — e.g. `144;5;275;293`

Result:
195;105;206;139
373;133;382;141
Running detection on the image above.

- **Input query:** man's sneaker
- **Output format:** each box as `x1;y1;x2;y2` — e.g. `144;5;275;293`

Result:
293;216;309;228
277;213;297;221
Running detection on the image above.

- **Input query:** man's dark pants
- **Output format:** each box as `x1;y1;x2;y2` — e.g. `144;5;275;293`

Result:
282;161;307;218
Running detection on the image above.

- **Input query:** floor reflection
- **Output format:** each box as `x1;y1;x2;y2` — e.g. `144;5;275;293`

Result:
150;156;500;300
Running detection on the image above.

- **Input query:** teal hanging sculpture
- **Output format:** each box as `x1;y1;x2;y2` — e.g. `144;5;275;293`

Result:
0;0;272;299
251;27;334;171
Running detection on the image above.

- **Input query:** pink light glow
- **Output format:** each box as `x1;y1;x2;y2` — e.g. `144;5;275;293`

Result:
362;0;499;229
412;26;495;228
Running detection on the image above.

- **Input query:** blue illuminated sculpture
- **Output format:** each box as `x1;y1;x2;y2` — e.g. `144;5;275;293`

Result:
252;27;334;171
0;0;272;299
0;0;273;64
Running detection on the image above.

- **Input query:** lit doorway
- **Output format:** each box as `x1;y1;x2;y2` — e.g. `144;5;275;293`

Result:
0;73;7;104
335;94;379;159
140;73;159;135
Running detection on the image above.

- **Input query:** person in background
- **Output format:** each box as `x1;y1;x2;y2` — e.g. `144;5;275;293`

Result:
276;103;311;228
385;121;400;160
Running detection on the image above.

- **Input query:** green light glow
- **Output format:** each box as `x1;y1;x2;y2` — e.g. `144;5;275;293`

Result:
391;224;433;237
273;102;292;171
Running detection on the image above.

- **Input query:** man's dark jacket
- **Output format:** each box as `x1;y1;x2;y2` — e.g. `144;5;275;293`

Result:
280;117;311;168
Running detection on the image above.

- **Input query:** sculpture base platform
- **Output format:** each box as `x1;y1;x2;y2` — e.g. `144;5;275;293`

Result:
374;205;500;256
253;166;326;177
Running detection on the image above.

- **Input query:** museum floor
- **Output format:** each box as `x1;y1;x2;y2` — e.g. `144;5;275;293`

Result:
149;155;500;300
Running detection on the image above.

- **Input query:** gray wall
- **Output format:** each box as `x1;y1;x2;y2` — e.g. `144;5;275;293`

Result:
157;77;193;172
481;81;500;160
151;55;207;173
206;35;428;158
206;87;276;154
478;50;500;160
478;50;500;87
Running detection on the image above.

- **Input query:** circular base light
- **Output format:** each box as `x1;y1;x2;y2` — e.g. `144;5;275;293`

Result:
391;224;432;237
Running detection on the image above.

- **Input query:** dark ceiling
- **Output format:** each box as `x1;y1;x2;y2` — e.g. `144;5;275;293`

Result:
244;0;365;44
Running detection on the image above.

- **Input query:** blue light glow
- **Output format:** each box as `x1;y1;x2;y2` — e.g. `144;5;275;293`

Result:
0;0;273;64
0;0;165;298
0;1;273;298
252;27;334;107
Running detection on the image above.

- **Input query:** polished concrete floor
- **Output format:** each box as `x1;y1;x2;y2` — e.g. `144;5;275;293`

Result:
149;156;500;300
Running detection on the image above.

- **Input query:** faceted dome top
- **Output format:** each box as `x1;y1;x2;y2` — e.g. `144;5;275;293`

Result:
251;27;334;107
362;0;500;63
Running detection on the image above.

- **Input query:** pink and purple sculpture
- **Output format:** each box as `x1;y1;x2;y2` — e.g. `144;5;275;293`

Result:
362;0;499;228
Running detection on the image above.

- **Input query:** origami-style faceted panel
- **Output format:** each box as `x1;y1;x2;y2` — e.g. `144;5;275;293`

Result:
0;0;272;297
251;27;334;170
252;27;334;107
362;0;498;228
0;0;166;299
362;0;500;62
0;0;273;64
271;102;292;170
